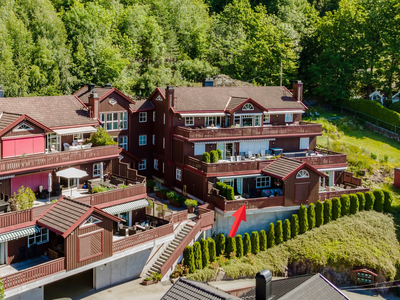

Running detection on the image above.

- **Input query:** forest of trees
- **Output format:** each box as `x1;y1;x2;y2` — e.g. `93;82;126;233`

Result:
0;0;398;101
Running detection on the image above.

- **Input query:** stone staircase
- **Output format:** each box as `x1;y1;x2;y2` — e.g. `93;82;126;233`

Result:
145;222;195;277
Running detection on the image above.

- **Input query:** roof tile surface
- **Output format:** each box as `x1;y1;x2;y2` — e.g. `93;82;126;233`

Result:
0;112;21;131
262;157;303;179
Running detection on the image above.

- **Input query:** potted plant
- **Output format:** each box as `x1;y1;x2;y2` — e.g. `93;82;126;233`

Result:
167;191;181;207
152;272;162;283
184;199;198;213
141;276;155;286
146;179;156;192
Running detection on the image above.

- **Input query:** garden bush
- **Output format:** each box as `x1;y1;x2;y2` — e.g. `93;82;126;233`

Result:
226;186;235;200
183;246;195;273
267;223;275;248
235;235;244;258
332;197;341;220
210;150;219;163
226;236;237;257
275;221;283;245
373;190;384;212
365;192;375;210
283;219;291;241
222;185;229;198
259;230;267;251
216;233;225;256
193;242;203;269
207;238;216;262
251;231;260;254
201;152;210;163
291;214;299;238
324;199;332;224
308;203;316;230
382;189;393;213
217;149;223;160
340;195;350;216
216;182;224;193
200;238;209;268
357;192;366;211
243;233;251;256
299;205;308;234
315;201;324;227
349;194;359;214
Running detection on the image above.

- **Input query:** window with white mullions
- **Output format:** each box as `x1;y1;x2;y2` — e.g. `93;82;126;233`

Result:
154;159;159;170
119;136;128;150
242;103;254;111
176;169;182;181
139;112;147;123
138;159;146;170
185;117;194;126
93;163;101;177
28;228;49;246
139;135;147;146
120;112;128;129
285;113;293;122
296;170;309;179
256;176;271;188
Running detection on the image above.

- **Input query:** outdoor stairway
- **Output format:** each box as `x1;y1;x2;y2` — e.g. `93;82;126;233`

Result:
146;222;195;277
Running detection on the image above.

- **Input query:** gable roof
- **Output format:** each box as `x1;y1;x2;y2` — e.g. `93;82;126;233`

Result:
156;86;305;112
129;100;154;112
0;112;21;132
75;86;134;105
0;113;51;136
261;157;327;180
226;97;267;113
37;197;120;237
0;96;96;128
161;278;241;300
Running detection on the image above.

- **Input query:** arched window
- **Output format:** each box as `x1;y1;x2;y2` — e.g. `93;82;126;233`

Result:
242;103;254;111
14;122;33;131
296;169;309;179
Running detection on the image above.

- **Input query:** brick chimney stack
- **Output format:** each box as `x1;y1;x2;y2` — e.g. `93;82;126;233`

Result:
166;86;174;108
88;90;100;119
292;80;303;102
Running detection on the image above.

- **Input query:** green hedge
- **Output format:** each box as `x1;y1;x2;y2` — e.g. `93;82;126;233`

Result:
210;150;219;163
315;201;324;227
243;233;251;255
299;205;308;234
183;246;195;273
283;219;291;241
216;233;225;256
308;203;316;230
357;192;366;211
365;191;375;210
251;231;260;254
275;221;283;245
259;230;267;251
340;195;350;216
201;152;210;163
349;194;359;214
235;235;244;258
382;189;393;213
226;236;237;257
373;190;384;212
200;238;209;268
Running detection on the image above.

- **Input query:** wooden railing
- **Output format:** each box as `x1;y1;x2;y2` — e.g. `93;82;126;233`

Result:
112;223;174;253
174;122;322;139
208;193;284;212
85;184;147;206
0;145;119;175
168;210;188;223
294;154;347;166
198;203;215;230
1;257;65;290
319;188;370;201
0;210;31;228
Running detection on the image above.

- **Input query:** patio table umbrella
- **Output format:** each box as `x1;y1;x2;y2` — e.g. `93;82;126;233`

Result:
47;173;52;204
56;167;88;196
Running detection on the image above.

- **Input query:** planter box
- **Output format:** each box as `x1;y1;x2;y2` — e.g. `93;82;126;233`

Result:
141;279;157;286
169;199;182;207
187;206;195;213
156;191;166;199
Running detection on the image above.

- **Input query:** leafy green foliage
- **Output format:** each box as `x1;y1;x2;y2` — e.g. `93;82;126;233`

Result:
259;230;267;251
10;186;36;211
251;231;260;254
243;233;251;256
382;189;393;213
365;192;375;210
210;150;219;163
200;238;209;268
86;127;117;146
291;214;299;238
373;190;384;212
315;201;324;227
226;236;237;257
216;233;226;256
235;235;244;258
201;152;211;163
331;197;341;220
275;221;283;245
307;203;316;230
207;238;216;262
283;219;291;241
226;186;235;200
349;194;359;214
323;199;332;224
184;199;198;208
340;195;350;216
267;223;275;248
193;242;203;269
217;149;223;160
299;205;308;234
183;246;195;273
357;193;366;211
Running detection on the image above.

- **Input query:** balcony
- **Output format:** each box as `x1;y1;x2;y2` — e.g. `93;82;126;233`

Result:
0;145;120;176
292;148;347;167
174;122;322;140
319;187;370;201
208;193;284;212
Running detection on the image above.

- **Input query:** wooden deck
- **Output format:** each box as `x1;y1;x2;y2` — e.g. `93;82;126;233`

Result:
208;193;284;212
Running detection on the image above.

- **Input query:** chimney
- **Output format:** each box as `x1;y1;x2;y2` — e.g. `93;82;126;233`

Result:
203;78;214;87
88;90;100;119
104;83;112;88
0;87;3;98
292;80;303;102
88;83;95;92
256;269;272;300
166;86;174;108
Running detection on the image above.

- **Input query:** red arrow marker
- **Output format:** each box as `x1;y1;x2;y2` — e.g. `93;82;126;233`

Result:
228;205;246;238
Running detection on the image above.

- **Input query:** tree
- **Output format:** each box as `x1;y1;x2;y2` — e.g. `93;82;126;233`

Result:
299;204;308;234
217;149;223;160
382;189;393;213
226;236;237;257
86;127;118;146
200;238;209;267
267;223;275;248
283;219;291;241
331;197;341;220
183;246;195;273
201;152;210;163
356;192;366;211
235;235;244;258
307;203;316;230
243;233;251;255
210;150;219;163
315;200;324;227
324;199;332;223
340;195;350;216
207;238;216;262
259;230;267;251
365;192;375;210
349;194;359;214
193;241;202;269
291;214;299;238
251;231;260;254
373;190;384;212
226;186;235;200
275;221;283;245
10;186;36;211
216;233;225;256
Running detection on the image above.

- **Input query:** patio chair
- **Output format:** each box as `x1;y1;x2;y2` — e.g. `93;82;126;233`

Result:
119;224;129;236
128;227;137;235
63;143;70;151
18;246;28;261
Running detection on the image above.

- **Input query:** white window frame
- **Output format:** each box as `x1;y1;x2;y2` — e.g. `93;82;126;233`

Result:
120;112;127;130
194;144;206;155
185;117;194;126
156;95;163;101
176;169;182;181
119;136;128;150
138;159;146;170
28;228;49;247
139;135;147;146
256;176;271;188
242;103;254;111
234;115;241;126
73;133;83;142
263;114;270;124
285;113;293;122
80;216;102;228
14;122;34;131
93;163;101;177
153;111;156;122
154;158;159;170
139;112;147;123
254;115;261;126
296;170;310;179
100;112;127;131
299;137;310;150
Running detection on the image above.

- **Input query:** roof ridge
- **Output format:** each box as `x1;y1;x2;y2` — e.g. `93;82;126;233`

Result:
62;197;92;208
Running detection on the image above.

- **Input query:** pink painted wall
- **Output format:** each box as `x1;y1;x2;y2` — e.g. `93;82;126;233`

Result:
11;172;50;194
2;135;45;158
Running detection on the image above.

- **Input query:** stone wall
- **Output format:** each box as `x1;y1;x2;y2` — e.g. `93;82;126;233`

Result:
365;122;400;142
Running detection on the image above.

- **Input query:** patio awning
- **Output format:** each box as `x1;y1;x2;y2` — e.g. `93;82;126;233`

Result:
0;225;40;243
52;126;97;136
102;199;150;216
217;174;262;180
56;167;88;179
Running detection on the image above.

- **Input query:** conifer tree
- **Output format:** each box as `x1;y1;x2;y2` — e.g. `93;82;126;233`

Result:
283;219;291;241
259;230;267;251
207;237;216;262
365;192;375;210
275;221;283;245
291;214;299;238
299;204;308;234
267;223;275;248
356;192;366;211
315;200;324;227
251;231;260;254
200;238;209;267
373;190;384;212
382;189;393;213
349;194;359;214
307;203;316;229
216;233;225;256
340;194;350;216
243;233;251;255
193;241;202;269
226;236;237;257
183;246;195;273
235;235;244;258
324;199;332;223
331;197;341;220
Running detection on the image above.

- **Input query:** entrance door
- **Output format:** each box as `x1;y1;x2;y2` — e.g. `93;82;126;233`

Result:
225;143;234;159
236;178;243;196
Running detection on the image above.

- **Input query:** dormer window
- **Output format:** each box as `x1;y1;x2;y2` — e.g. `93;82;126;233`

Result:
243;103;254;111
14;122;34;131
296;170;310;179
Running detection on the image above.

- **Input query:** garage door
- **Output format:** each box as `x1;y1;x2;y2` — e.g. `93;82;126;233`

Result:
2;136;45;158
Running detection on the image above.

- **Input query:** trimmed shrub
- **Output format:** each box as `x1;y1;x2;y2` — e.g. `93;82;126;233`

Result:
226;236;237;257
315;201;324;227
324;199;332;224
251;231;260;254
221;185;228;198
267;223;275;248
259;230;267;251
200;238;209;268
365;191;375;210
349;194;359;214
201;152;210;163
373;190;384;212
340;195;350;216
226;186;235;200
215;182;224;193
193;242;202;269
183;246;195;273
216;233;225;256
235;235;244;258
217;149;223;160
283;219;291;241
299;205;308;234
210;150;219;163
307;203;316;230
382;189;393;213
275;221;283;245
207;238;216;263
291;214;299;238
243;233;251;256
356;192;366;211
332;197;341;220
